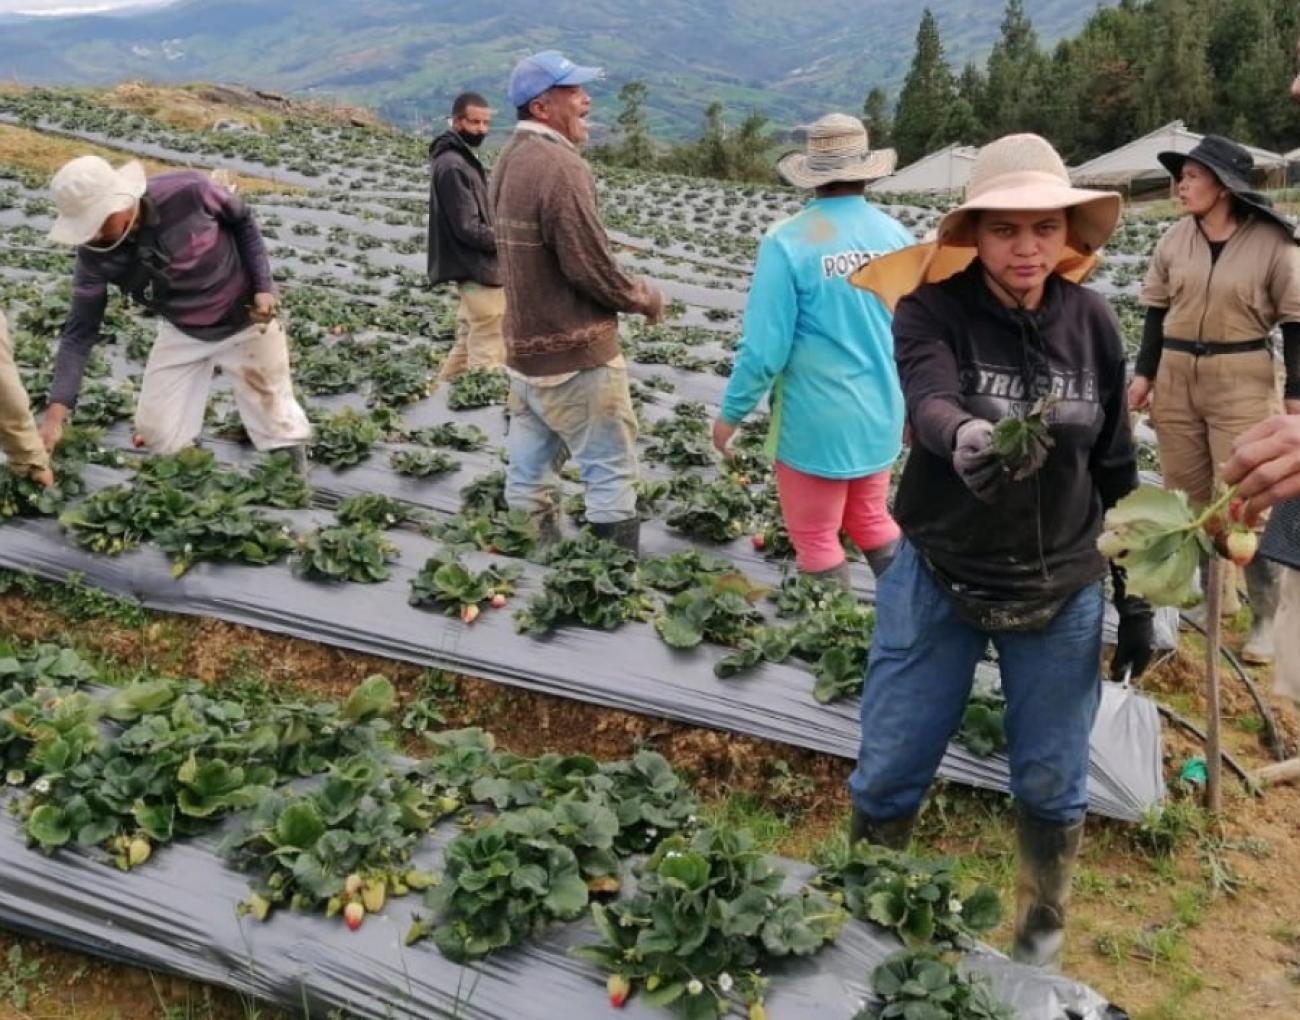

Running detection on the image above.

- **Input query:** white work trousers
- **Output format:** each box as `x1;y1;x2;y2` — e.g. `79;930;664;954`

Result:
135;319;311;455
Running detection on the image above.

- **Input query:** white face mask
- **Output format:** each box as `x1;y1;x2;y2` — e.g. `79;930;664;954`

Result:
81;200;140;254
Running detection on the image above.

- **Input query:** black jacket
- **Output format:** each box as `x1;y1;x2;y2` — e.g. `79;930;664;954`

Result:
427;131;500;287
892;260;1137;602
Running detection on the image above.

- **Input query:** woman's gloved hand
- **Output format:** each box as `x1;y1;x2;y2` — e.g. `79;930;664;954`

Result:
953;419;1004;503
1110;597;1155;682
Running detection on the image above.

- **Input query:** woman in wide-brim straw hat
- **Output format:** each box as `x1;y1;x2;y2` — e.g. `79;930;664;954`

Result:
711;113;911;587
1130;134;1300;664
845;133;1154;970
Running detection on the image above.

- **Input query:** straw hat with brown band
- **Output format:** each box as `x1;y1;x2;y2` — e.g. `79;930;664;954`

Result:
776;113;897;190
849;133;1122;311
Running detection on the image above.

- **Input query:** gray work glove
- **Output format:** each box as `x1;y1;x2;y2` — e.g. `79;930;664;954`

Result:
953;418;1005;504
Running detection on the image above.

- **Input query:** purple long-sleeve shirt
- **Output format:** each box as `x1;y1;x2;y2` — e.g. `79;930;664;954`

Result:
50;171;274;408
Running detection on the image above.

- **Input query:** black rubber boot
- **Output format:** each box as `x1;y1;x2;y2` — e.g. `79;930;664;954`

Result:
590;517;640;556
1242;556;1279;665
1012;812;1084;969
848;806;916;850
865;539;898;578
806;561;852;593
286;444;310;480
533;510;562;549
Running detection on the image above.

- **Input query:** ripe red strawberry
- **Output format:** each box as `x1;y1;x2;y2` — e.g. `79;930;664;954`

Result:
1225;530;1257;567
490;593;507;609
461;604;481;624
344;901;365;931
607;974;631;1008
751;534;766;551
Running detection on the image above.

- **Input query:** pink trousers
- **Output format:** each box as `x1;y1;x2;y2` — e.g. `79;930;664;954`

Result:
774;461;900;573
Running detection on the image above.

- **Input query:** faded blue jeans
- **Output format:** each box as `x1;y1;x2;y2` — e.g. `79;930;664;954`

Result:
848;539;1104;825
505;364;639;525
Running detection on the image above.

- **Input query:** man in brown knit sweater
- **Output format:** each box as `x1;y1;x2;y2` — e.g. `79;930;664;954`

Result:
492;50;664;553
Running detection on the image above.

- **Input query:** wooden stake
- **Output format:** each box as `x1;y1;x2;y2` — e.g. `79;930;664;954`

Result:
1205;555;1223;813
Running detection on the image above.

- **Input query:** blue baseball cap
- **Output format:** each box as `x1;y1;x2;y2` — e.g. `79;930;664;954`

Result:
507;50;604;108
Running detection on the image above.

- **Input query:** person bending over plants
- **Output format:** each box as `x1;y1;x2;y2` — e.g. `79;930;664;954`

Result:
0;309;53;488
39;157;312;472
846;134;1154;969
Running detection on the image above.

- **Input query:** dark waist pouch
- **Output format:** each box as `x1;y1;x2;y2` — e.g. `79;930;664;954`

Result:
925;556;1069;633
1261;499;1300;570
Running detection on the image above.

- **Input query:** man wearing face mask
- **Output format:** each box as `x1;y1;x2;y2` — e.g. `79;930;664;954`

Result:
428;91;506;383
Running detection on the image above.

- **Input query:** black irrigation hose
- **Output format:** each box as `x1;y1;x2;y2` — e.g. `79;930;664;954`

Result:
1177;612;1288;762
1155;702;1260;795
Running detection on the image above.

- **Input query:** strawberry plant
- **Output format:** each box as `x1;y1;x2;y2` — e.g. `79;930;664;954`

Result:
1096;484;1248;607
366;346;439;406
781;595;876;704
335;492;418;530
294;343;365;394
574;827;846;1018
654;574;767;650
642;549;738;593
406;801;622;961
857;949;1014;1020
990;396;1055;481
0;463;83;519
666;477;755;543
957;692;1006;759
246;451;312;509
409;554;521;616
390;448;460;478
515;533;651;635
154;494;294;576
294;524;399;583
459;469;508;515
446;368;510;410
410;421;488;452
644;411;715;469
60;485;189;555
221;755;440;927
310;408;387;468
814;843;1001;949
433;509;539;558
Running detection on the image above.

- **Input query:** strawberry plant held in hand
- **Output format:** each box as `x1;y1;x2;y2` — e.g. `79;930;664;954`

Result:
989;395;1055;481
1096;483;1254;607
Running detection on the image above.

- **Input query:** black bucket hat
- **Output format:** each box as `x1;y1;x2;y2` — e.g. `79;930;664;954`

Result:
1158;134;1297;238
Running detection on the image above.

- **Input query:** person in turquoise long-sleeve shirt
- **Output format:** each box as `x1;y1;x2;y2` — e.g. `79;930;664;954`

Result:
712;114;913;587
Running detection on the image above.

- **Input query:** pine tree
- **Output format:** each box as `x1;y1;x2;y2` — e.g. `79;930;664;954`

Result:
981;0;1048;137
893;9;956;165
614;81;655;169
862;86;893;148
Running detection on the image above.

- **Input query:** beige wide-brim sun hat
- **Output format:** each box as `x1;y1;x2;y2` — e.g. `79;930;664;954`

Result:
777;113;897;190
47;155;147;246
850;133;1122;310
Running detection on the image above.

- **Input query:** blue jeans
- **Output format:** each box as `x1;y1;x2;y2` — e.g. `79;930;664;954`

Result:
848;540;1104;825
505;365;639;525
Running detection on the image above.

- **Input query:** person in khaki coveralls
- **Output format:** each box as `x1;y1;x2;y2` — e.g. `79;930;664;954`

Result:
0;310;53;487
1129;135;1300;664
1222;37;1300;701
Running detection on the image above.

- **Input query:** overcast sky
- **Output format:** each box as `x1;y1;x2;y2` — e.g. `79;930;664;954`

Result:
0;0;174;15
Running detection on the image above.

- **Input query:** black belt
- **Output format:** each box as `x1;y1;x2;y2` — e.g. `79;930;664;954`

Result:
1164;338;1270;357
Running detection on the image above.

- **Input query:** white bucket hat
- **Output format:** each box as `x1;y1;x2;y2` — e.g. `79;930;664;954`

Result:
48;155;147;246
776;113;897;190
850;133;1122;310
